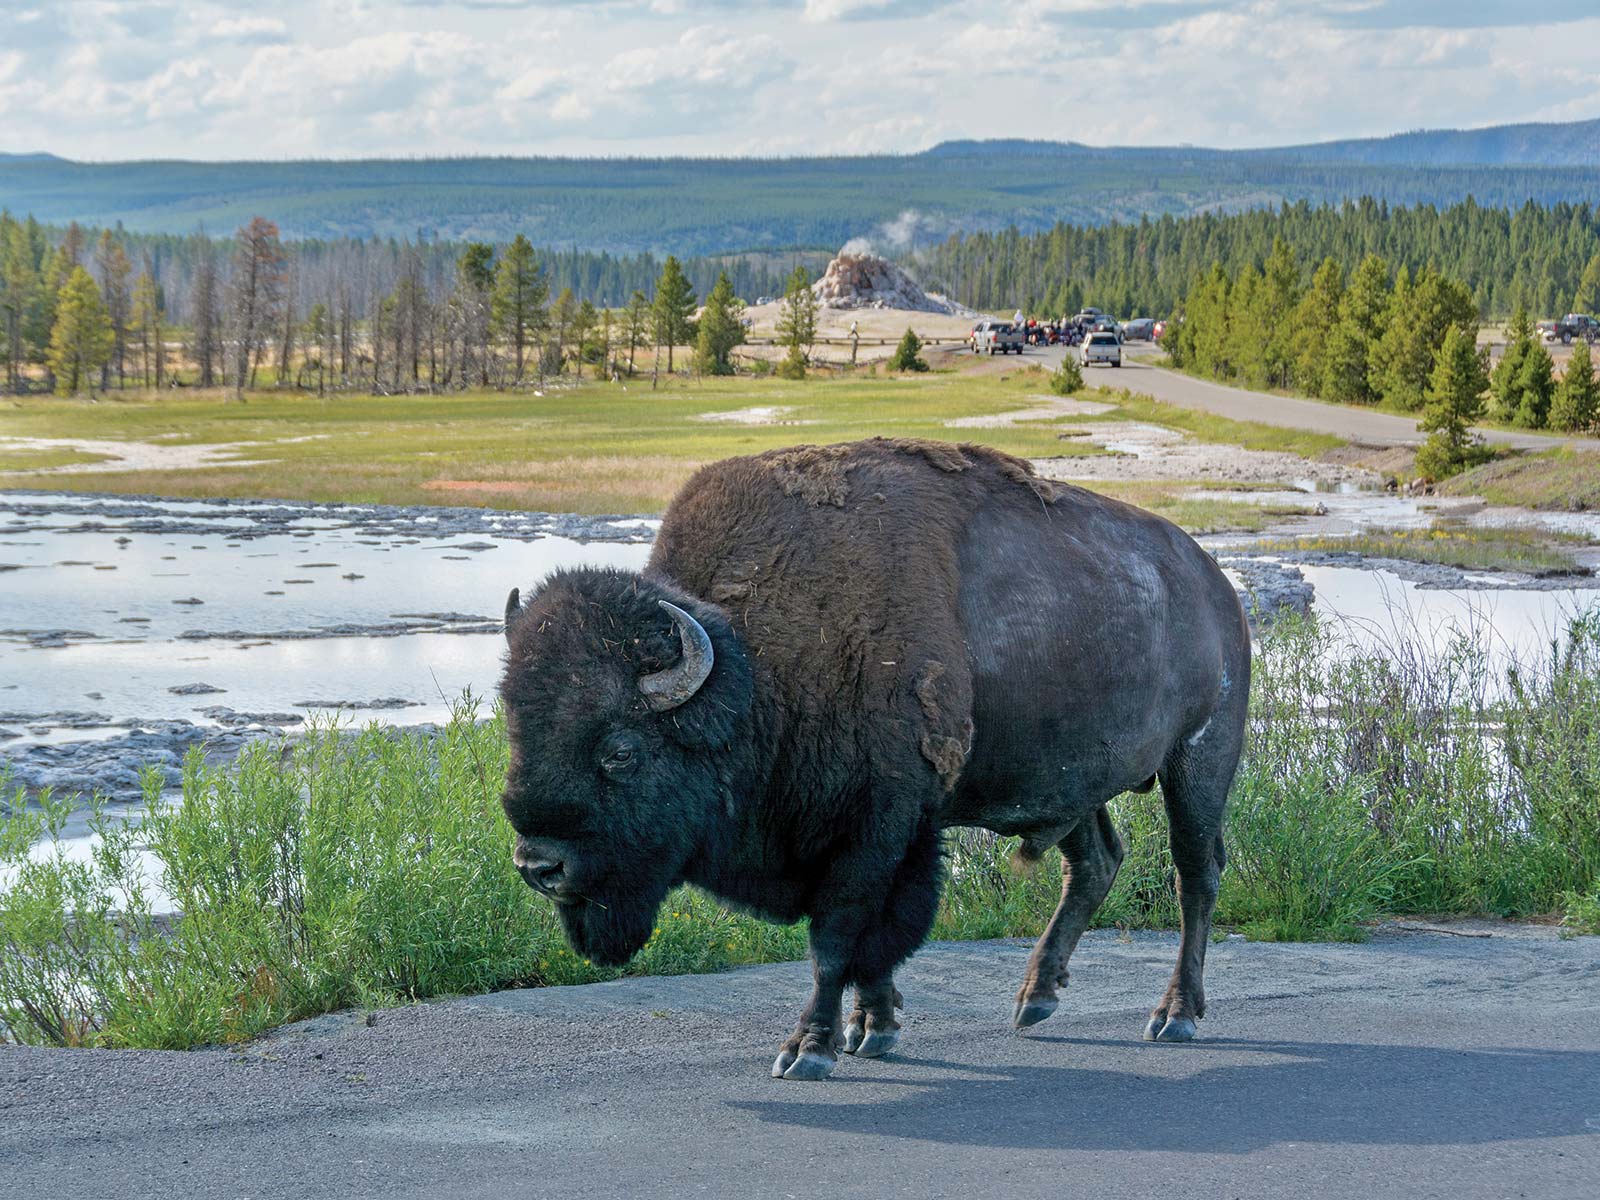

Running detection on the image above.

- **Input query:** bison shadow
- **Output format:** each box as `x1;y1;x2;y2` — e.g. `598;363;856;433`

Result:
727;1037;1600;1154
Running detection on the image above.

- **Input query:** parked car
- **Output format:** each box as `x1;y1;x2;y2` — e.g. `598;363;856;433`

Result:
1081;330;1122;368
1152;320;1167;342
1121;317;1156;341
971;319;1025;355
1537;314;1600;345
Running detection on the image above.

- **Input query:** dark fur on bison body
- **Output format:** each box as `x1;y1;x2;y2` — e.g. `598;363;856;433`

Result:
500;437;1250;1080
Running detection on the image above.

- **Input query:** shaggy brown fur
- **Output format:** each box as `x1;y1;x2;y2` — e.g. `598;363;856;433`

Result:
501;436;1251;1080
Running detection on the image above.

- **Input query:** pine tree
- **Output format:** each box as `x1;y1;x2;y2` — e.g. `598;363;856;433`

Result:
1290;257;1343;395
94;230;132;389
46;267;114;397
1376;267;1477;412
304;302;331;395
1323;254;1391;405
191;231;221;389
1256;238;1302;388
490;234;548;384
887;327;928;372
693;272;744;376
452;242;495;387
1192;263;1232;379
1575;252;1600;315
1514;341;1556;428
1227;266;1266;385
1550;339;1598;433
0;216;41;393
548;288;576;375
571;299;599;378
226;217;286;399
1415;324;1490;480
130;266;163;389
652;256;697;374
1490;306;1535;422
623;290;650;377
773;265;817;379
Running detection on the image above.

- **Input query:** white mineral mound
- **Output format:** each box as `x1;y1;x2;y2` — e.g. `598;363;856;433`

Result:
811;252;975;317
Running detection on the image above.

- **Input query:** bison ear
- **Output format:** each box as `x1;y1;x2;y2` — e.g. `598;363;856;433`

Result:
504;588;521;644
652;597;753;752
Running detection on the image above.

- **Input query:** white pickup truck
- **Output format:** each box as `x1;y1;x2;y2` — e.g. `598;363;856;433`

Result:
971;320;1025;355
1081;330;1123;368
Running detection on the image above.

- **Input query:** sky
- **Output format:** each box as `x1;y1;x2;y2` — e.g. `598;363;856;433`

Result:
2;0;1599;160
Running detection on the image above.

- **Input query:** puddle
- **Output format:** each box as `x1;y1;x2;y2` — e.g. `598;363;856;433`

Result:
1264;562;1598;668
0;494;654;751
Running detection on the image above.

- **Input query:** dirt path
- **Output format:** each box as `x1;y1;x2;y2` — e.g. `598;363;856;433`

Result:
1036;345;1599;452
4;924;1596;1200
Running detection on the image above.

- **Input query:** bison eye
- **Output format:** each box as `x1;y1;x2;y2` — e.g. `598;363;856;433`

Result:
599;732;643;779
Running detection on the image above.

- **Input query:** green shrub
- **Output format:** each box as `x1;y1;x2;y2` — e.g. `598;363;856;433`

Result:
5;609;1599;1047
774;349;807;380
887;328;928;372
0;703;806;1048
1050;356;1084;396
1563;888;1600;937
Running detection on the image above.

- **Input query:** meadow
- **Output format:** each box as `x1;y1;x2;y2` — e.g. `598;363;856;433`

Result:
0;369;1335;531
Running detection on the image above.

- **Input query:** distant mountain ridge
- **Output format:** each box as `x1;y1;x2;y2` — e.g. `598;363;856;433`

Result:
925;117;1600;168
3;117;1600;253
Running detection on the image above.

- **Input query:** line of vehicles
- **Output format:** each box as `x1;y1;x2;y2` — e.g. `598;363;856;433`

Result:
1537;314;1600;345
969;308;1163;367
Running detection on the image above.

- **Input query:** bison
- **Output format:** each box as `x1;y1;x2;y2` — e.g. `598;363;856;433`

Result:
500;438;1250;1080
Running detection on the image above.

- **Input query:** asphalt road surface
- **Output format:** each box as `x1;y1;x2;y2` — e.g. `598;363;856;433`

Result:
1035;344;1596;451
3;923;1598;1199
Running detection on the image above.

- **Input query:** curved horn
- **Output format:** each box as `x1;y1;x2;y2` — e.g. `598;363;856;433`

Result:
639;600;714;712
504;588;521;643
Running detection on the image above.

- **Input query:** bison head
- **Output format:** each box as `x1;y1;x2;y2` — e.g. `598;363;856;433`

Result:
498;568;754;967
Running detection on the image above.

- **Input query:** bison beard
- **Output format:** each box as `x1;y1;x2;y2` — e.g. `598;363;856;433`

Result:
500;438;1251;1082
557;886;664;968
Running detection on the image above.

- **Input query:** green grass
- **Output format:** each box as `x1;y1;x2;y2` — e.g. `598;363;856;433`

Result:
1255;525;1592;576
0;445;113;472
6;609;1598;1048
0;371;1331;535
1440;446;1600;513
0;372;1127;513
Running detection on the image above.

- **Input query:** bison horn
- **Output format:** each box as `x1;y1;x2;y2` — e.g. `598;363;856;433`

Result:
639;600;714;712
504;588;521;642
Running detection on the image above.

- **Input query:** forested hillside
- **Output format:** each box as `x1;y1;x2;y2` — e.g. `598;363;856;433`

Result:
917;198;1600;320
1262;118;1600;167
6;139;1600;253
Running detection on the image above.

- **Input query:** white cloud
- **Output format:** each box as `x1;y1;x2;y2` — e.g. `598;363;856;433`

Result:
0;1;1594;158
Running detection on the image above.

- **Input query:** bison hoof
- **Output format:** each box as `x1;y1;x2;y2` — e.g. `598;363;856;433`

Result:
1143;1012;1197;1043
853;1029;898;1058
772;1050;837;1081
1012;995;1059;1030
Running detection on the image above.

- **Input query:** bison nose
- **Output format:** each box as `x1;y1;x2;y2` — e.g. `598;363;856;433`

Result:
513;837;570;898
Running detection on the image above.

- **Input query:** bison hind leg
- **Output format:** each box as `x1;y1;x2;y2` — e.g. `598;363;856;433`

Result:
1012;807;1124;1030
1143;720;1242;1045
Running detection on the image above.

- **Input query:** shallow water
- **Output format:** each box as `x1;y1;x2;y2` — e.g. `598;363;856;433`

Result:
1;495;653;746
1196;486;1600;542
1297;563;1598;664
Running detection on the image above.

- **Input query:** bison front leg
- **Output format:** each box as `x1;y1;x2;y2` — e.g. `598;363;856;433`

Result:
843;982;903;1058
772;820;942;1081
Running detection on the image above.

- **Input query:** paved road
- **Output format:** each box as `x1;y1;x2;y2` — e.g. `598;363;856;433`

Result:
1033;344;1595;451
4;924;1598;1199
